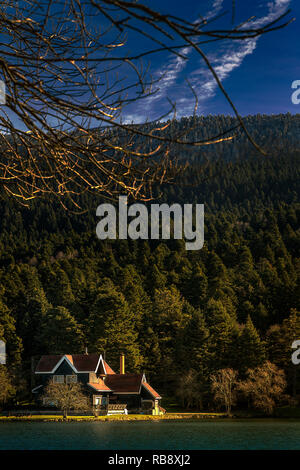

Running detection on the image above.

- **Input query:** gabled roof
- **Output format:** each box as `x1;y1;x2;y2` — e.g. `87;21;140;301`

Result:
142;382;161;399
35;354;106;374
35;355;65;373
103;360;115;374
72;354;100;372
105;374;144;393
88;380;111;392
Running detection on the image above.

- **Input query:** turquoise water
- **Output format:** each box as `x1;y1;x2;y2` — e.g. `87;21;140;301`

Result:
0;419;299;450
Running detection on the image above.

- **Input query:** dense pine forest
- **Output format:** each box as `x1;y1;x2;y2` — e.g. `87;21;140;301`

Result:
126;113;300;162
0;114;299;412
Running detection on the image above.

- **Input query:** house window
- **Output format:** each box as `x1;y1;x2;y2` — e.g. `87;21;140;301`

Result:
66;375;77;384
94;396;102;406
94;395;107;406
53;375;64;383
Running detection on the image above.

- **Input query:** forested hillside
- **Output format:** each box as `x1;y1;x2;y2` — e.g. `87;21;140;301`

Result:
0;119;299;407
128;113;300;163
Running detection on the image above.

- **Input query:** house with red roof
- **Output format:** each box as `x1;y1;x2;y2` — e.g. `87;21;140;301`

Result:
32;352;163;415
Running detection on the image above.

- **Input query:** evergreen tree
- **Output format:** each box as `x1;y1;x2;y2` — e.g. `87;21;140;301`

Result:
88;280;142;372
237;315;266;374
37;306;85;355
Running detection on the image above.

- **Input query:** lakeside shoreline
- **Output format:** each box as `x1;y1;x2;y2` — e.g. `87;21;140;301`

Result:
0;412;227;422
1;412;300;422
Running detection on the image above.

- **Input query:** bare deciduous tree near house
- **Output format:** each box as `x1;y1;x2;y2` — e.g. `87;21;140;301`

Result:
238;361;287;415
0;1;293;208
211;368;238;416
44;381;89;419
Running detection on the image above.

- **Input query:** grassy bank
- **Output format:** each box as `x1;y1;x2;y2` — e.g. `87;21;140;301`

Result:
0;412;226;422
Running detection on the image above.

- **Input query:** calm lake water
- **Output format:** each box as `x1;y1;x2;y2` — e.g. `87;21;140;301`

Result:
0;419;299;450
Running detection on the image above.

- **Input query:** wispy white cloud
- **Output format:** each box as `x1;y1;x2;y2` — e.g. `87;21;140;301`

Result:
178;0;292;114
206;0;224;20
123;1;225;123
150;0;225;101
124;0;291;122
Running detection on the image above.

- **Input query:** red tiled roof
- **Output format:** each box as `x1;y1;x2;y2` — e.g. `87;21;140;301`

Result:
88;380;111;392
142;381;161;399
35;354;101;373
35;355;64;372
71;354;100;372
103;360;115;374
65;355;73;365
105;374;143;393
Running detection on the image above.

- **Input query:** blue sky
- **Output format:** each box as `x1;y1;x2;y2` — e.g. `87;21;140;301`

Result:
122;0;300;121
2;0;298;130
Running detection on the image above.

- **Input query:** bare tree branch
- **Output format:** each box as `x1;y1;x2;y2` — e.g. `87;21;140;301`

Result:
0;1;293;208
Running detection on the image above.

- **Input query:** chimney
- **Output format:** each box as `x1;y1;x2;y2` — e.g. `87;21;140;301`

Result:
120;353;125;374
